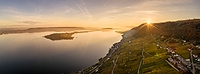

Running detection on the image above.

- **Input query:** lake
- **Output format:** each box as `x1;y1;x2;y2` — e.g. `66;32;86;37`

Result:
0;31;121;74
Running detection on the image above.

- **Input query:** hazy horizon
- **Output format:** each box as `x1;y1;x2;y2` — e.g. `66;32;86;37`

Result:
0;0;200;28
1;0;200;74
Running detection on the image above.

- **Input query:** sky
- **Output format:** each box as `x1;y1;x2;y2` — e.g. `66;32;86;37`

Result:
0;0;200;28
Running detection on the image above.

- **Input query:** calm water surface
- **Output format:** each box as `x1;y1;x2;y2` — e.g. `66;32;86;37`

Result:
0;31;121;74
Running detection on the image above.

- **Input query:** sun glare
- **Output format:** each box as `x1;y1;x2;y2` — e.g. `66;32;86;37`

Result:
147;21;151;24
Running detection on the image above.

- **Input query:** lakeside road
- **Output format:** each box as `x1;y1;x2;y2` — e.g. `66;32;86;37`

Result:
79;42;122;74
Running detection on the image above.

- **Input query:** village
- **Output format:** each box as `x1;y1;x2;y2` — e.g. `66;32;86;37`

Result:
154;35;200;74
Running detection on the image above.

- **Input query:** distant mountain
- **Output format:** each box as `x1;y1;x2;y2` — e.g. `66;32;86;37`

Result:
0;27;85;35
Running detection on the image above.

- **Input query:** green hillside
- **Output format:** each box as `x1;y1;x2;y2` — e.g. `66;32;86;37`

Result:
77;19;200;74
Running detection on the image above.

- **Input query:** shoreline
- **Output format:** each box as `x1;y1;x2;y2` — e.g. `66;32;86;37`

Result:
77;30;131;74
78;42;122;74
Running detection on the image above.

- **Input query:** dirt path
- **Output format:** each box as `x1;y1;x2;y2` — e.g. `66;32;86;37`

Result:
137;41;145;74
111;54;120;74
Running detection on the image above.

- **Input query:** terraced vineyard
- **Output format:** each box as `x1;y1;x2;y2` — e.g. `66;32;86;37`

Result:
77;19;200;74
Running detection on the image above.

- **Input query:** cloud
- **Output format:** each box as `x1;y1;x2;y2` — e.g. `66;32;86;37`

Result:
140;0;193;7
20;21;40;25
75;3;87;16
1;8;23;15
135;10;160;14
73;0;93;19
104;0;110;6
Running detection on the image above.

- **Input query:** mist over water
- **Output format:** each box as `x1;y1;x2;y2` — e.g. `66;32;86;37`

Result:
0;31;121;74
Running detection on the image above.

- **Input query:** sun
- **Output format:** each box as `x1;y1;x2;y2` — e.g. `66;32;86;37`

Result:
147;21;151;24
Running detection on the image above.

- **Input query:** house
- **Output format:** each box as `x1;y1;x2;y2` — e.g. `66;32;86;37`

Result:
185;59;190;62
176;56;189;66
195;58;200;62
177;63;189;72
183;40;187;43
196;45;200;49
168;58;178;65
193;55;198;58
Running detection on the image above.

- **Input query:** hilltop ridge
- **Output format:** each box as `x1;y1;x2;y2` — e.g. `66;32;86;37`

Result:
124;19;200;43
